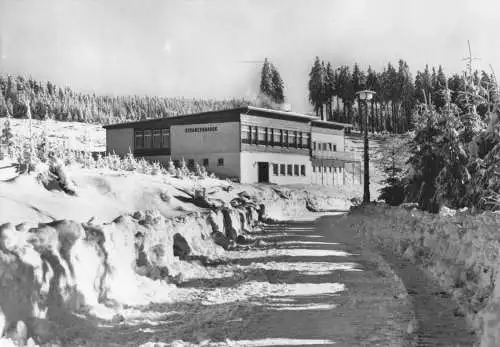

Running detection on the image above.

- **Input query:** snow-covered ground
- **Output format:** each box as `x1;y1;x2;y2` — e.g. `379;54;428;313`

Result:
0;118;394;346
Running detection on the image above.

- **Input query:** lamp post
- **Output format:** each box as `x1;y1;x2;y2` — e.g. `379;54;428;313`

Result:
355;90;376;204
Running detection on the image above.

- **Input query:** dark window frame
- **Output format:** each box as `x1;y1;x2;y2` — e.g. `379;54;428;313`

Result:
280;164;286;175
294;164;299;176
161;128;170;148
144;129;152;149
300;165;306;176
217;158;224;166
152;129;161;149
135;130;144;149
273;163;279;175
287;164;293;176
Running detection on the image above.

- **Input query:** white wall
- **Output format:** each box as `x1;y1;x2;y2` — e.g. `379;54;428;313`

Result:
240;152;311;184
106;128;134;156
311;164;345;186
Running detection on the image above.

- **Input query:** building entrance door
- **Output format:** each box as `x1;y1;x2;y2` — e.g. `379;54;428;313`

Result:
257;162;269;183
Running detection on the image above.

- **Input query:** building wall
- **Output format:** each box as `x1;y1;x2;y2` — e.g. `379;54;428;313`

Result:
311;164;345;186
310;126;345;156
106;128;134;156
171;122;240;155
241;114;310;132
240;152;311;184
141;153;241;179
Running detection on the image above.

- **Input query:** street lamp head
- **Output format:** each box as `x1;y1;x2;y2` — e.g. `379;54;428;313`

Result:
356;90;376;101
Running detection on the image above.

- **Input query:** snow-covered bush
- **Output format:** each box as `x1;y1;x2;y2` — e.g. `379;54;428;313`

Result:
166;158;176;175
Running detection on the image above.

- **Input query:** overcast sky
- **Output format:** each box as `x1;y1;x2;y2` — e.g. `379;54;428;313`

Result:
0;0;499;112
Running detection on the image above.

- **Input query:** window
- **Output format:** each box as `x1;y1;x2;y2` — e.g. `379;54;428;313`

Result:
313;166;316;173
279;130;284;147
328;143;332;151
258;127;266;145
304;133;310;149
203;158;209;167
329;166;333;173
217;158;224;166
323;143;327;151
187;159;195;169
333;144;337;152
253;126;258;145
313;142;317;150
280;164;286;175
288;131;295;147
273;164;279;176
301;165;306;176
284;130;289;147
144;130;152;148
294;164;299;176
267;128;273;145
287;164;293;176
153;129;161;148
273;129;280;146
292;131;298;148
161;128;170;148
135;130;144;149
298;132;303;148
242;125;251;144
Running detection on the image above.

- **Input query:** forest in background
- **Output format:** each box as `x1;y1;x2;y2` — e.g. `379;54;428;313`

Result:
307;57;497;133
0;74;250;125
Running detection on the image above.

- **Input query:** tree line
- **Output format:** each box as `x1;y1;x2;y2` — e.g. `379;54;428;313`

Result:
307;56;496;133
0;74;249;124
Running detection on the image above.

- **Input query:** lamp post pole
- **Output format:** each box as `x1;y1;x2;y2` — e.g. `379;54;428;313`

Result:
363;99;370;204
355;90;376;205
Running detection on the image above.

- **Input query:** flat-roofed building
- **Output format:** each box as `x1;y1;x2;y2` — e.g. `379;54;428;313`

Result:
103;106;359;184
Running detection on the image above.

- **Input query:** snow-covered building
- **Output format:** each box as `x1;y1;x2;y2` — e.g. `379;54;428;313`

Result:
103;106;359;184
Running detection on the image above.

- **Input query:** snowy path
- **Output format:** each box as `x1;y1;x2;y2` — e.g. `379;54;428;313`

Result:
64;217;413;346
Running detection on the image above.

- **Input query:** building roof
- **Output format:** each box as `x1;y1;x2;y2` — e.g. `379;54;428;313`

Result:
311;119;354;130
102;106;352;130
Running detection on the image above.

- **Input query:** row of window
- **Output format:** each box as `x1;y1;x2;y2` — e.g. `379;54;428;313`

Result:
241;126;310;149
312;166;343;173
272;163;307;177
312;142;337;152
135;129;170;149
179;158;224;168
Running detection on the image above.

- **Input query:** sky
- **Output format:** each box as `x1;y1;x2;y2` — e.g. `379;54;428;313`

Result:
0;0;499;113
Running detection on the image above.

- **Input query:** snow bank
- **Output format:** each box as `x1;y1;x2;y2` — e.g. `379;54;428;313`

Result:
252;186;351;222
341;204;500;347
0;201;263;345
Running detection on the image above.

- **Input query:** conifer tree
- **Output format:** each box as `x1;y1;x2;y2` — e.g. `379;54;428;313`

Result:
259;58;274;102
308;57;325;118
324;62;335;120
271;66;285;104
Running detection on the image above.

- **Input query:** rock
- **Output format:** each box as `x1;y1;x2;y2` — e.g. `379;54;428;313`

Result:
111;314;125;324
403;245;416;262
132;211;144;220
236;235;248;244
173;233;191;259
211;231;230;250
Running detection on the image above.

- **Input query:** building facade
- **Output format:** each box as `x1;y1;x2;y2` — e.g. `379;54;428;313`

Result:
103;106;359;185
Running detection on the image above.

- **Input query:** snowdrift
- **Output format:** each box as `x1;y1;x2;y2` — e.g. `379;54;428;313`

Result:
0;201;263;345
342;204;500;347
